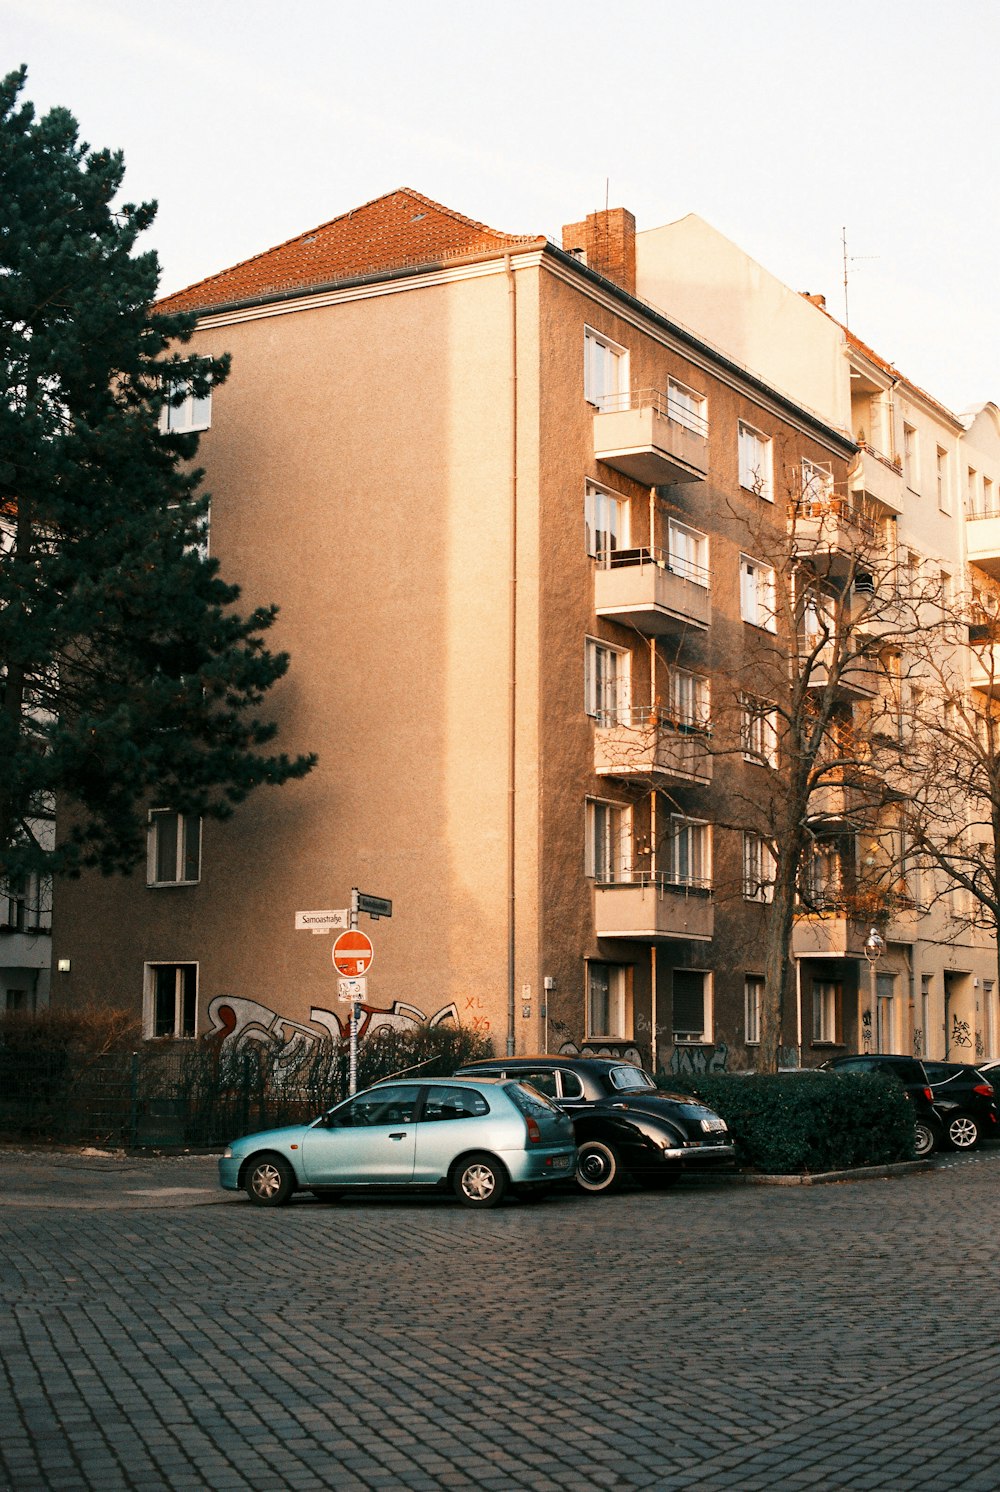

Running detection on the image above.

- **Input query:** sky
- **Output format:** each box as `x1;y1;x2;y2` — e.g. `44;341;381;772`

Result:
4;0;998;416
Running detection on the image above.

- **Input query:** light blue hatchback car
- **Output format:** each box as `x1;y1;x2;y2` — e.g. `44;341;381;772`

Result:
219;1076;577;1209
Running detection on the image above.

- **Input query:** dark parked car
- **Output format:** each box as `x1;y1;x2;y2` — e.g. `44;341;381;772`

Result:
453;1056;735;1193
922;1061;998;1149
218;1077;577;1209
821;1054;943;1155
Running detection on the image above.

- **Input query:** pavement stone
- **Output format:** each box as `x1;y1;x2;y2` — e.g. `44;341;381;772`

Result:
1;1146;1000;1488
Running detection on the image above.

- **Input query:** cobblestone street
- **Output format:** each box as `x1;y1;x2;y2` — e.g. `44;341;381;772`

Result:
2;1146;1000;1490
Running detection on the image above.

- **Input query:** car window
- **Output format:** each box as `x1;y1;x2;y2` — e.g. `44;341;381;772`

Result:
334;1084;417;1127
608;1065;657;1092
923;1063;956;1084
421;1085;489;1122
516;1069;558;1099
556;1070;585;1099
505;1081;564;1119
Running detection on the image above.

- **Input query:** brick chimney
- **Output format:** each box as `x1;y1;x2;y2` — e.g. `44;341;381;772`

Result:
562;207;636;296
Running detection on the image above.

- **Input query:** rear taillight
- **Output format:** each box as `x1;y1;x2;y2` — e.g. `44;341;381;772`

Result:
525;1116;542;1144
923;1087;934;1103
974;1083;994;1097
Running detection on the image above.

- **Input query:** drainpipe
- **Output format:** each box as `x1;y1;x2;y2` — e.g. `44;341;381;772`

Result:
505;255;518;1056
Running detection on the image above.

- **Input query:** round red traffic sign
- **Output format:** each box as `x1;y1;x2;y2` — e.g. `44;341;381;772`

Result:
332;929;374;977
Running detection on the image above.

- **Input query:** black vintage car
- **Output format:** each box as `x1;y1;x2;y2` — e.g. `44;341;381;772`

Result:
454;1055;735;1193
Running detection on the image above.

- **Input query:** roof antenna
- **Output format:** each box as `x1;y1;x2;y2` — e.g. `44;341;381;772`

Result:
842;226;878;328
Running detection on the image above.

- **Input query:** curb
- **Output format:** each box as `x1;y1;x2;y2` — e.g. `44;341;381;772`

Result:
726;1158;935;1185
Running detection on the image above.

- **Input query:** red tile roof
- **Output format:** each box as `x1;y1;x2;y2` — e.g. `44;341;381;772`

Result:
156;188;544;315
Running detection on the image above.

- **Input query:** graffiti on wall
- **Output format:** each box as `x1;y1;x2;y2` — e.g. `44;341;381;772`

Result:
558;1039;644;1067
668;1043;729;1077
206;994;459;1083
951;1014;972;1049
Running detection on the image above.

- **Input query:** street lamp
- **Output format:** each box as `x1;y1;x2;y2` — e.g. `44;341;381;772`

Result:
863;926;886;1051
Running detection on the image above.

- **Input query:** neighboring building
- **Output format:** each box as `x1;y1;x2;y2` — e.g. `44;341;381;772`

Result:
50;191;995;1070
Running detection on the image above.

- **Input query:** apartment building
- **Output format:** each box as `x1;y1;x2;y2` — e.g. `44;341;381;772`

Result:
635;213;998;1061
53;191;993;1070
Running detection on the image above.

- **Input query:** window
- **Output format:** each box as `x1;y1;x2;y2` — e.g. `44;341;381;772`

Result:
667;519;709;586
584;328;628;410
586;799;631;883
668;668;710;732
738;421;773;500
876;972;896;1050
740;556;776;630
799;841;842;910
585;638;630;723
586;962;628;1039
742;833;775;902
673;969;710;1043
936;446;950;512
147;811;202;886
741;695;778;765
2;872;52;933
967;467;979;516
801;457;834;512
585;482;629;559
812;979;841;1044
666;378;707;435
903;423;918;490
145;963;197;1039
745;976;764;1045
420;1086;489;1122
334;1085;419;1126
162;380;211;434
669;816;710;889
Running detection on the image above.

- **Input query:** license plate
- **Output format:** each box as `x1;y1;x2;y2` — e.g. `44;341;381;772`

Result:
701;1117;727;1133
552;1155;572;1170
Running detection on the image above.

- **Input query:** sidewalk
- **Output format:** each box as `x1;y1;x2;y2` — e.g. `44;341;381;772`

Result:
0;1146;233;1209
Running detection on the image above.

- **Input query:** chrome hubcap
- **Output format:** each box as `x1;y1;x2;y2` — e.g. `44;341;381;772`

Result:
462;1164;496;1201
252;1163;282;1198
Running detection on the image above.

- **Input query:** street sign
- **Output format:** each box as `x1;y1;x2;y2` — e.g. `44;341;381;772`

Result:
295;909;349;934
332;929;374;977
337;977;367;1005
355;892;392;920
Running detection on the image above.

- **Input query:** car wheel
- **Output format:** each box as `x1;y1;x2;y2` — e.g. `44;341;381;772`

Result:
913;1121;939;1158
946;1113;980;1150
575;1139;621;1194
453;1153;508;1208
244;1154;295;1206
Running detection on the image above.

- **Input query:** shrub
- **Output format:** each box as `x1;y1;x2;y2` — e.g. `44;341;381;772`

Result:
657;1070;916;1174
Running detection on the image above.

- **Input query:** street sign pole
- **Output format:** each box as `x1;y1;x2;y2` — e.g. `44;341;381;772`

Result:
349;890;359;1094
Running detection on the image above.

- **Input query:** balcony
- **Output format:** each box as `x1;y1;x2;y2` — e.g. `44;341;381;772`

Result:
808;777;867;826
593;389;708;486
965;506;1000;581
595;874;714;941
969;632;1000;695
790;496;880;581
792;914;868;959
804;644;881;700
594;707;713;785
594;546;710;634
850;444;904;516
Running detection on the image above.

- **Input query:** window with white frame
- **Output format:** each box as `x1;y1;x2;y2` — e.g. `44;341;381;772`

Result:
738;421;773;500
669;816;710;889
585;482;629;559
984;476;995;518
812;979;841;1044
2;871;52;933
145;962;197;1039
666;377;707;435
584;328;629;410
967;467;979;516
673;969;710;1043
740;695;778;765
586;962;629;1040
742;832;775;902
667;518;709;586
585;638;630;723
876;971;895;1050
800;457;834;512
668;668;710;732
740;555;776;630
147;811;202;887
161;380;212;434
745;975;764;1045
902;423;918;490
936;446;950;512
586;799;631;883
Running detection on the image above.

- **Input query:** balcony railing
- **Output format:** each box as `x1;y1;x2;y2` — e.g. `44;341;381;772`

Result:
850;443;904;516
594;872;714;941
593;388;709;486
594;544;711;633
965;506;1000;581
594;706;713;784
790;495;880;579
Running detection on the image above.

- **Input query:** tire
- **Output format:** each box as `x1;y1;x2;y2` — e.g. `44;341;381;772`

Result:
913;1121;939;1158
453;1153;508;1209
575;1139;621;1194
946;1113;980;1151
244;1153;295;1206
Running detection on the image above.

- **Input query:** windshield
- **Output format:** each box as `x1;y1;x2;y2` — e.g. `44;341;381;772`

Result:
608;1065;657;1092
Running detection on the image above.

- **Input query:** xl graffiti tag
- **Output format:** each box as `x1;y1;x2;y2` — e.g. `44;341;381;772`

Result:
669;1043;729;1077
206;994;459;1084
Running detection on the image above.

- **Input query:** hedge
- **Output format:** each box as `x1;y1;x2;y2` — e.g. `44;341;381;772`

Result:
657;1070;917;1175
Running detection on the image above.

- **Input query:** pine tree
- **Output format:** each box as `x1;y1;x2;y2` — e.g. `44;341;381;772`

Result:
0;67;315;883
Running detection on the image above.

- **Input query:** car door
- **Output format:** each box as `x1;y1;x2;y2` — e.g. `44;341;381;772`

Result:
411;1084;494;1183
299;1084;418;1185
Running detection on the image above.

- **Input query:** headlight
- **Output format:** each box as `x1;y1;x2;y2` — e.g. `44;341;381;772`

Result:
222;1146;233;1159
